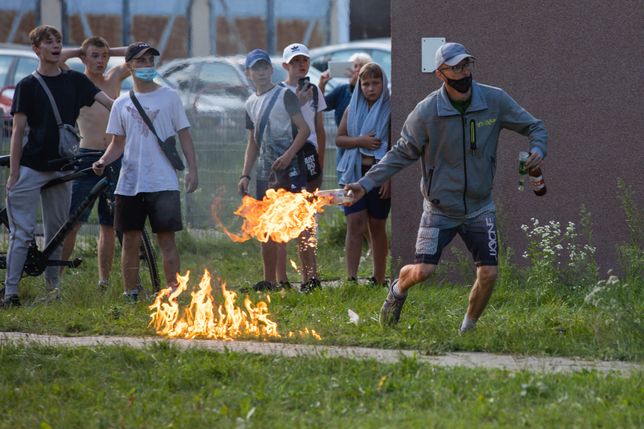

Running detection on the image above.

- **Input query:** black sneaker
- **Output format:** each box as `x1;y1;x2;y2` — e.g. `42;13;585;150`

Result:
1;294;21;309
276;281;292;290
379;279;407;326
123;290;139;304
252;281;276;292
300;277;321;293
368;276;387;288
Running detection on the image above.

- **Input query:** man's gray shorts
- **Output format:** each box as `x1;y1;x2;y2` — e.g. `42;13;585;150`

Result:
415;205;499;266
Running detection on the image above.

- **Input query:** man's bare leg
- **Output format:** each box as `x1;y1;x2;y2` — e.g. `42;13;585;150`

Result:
156;231;180;288
60;222;82;273
97;224;116;285
121;230;142;292
461;265;498;332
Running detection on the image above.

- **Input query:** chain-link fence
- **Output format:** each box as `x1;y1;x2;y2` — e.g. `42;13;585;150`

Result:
0;111;340;248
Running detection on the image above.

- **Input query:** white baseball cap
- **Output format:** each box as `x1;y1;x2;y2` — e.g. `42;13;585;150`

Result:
282;43;310;63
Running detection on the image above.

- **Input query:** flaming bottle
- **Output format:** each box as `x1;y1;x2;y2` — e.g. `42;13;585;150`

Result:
316;189;354;205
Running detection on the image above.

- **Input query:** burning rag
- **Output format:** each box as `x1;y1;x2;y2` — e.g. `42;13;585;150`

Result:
337;65;391;185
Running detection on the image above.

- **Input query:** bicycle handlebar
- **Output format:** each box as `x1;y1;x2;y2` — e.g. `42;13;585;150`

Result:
47;151;105;170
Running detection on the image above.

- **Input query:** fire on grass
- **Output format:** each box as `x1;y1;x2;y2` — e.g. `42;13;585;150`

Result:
211;188;334;244
148;269;321;341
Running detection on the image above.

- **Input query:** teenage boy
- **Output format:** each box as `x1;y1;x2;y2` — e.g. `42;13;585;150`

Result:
281;42;326;292
238;49;310;291
2;25;113;307
345;43;548;332
92;42;198;302
59;36;130;289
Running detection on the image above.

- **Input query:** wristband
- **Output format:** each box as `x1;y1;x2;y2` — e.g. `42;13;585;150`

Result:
240;174;251;181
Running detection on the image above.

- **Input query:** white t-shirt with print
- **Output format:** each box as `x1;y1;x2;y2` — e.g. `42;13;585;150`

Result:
106;86;190;196
281;82;326;149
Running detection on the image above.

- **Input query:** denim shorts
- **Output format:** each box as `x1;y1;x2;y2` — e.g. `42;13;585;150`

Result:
415;205;498;266
69;150;121;225
114;190;182;233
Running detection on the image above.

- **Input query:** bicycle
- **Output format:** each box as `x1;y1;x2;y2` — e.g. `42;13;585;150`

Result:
0;152;161;298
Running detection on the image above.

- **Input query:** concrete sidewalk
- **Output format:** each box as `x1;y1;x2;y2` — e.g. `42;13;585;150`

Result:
1;331;640;375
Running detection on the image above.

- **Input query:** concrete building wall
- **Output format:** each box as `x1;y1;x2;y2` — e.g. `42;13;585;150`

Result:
390;0;643;277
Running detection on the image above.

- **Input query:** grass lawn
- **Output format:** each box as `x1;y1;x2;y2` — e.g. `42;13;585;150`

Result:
0;344;641;429
0;207;641;427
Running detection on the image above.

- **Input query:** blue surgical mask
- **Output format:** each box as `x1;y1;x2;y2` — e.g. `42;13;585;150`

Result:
134;67;158;81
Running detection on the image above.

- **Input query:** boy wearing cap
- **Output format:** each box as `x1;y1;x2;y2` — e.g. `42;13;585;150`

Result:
238;49;310;291
92;42;198;302
59;37;130;289
346;42;548;332
2;25;114;307
281;42;326;292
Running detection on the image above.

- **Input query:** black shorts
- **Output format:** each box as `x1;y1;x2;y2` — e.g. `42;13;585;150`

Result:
114;191;182;233
414;208;498;266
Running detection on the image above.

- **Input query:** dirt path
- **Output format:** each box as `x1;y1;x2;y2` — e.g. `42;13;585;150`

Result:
1;331;640;375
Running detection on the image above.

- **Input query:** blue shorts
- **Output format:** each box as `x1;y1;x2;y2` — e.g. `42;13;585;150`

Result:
415;205;498;266
69;149;121;226
343;185;391;219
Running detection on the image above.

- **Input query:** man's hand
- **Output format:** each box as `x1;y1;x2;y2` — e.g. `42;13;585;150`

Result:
238;176;250;196
6;171;19;192
185;170;198;193
344;183;367;205
361;133;382;150
272;152;294;171
526;151;543;170
92;159;105;176
379;180;391;199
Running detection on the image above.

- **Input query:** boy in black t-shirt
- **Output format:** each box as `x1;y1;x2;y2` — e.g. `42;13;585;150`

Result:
2;26;113;308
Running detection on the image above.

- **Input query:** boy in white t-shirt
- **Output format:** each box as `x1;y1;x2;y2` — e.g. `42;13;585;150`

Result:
93;42;198;302
238;49;310;292
281;42;326;292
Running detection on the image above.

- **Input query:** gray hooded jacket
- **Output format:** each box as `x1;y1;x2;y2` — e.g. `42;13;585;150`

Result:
358;81;548;217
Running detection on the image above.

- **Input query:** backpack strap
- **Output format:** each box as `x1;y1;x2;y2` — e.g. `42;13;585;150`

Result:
255;86;283;148
32;71;63;127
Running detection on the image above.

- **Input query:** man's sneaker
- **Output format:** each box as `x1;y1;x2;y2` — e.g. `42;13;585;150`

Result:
300;277;321;293
97;279;109;291
368;276;387;288
252;281;276;292
1;294;21;309
276;281;292;290
123;289;140;304
379;279;407;326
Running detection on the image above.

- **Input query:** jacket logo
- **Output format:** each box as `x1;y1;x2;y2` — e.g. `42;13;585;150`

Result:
477;118;497;127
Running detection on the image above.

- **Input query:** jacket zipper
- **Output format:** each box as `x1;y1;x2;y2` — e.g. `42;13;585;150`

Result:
461;115;468;214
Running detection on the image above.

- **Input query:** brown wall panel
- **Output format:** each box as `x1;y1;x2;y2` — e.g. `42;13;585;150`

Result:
391;0;643;277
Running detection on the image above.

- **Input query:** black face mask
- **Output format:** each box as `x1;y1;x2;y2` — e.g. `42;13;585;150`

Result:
446;75;472;93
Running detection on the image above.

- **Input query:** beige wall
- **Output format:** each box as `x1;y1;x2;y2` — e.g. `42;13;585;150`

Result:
390;0;643;277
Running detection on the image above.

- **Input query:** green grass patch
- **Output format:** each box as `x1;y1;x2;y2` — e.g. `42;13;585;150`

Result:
0;344;640;429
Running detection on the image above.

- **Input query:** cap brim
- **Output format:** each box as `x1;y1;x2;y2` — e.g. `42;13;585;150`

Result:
247;58;271;69
444;53;473;66
133;47;160;60
283;53;310;64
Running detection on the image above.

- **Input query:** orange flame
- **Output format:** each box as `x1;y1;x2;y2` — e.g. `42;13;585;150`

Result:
211;188;333;243
148;270;320;341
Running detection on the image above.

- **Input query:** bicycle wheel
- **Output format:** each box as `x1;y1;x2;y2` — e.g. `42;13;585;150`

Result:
138;227;161;296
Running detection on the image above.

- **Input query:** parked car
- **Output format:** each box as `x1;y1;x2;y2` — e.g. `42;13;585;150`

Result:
156;56;253;141
0;44;38;116
308;38;391;89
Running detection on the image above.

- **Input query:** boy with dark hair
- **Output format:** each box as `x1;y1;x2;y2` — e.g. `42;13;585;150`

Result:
93;42;198;302
59;36;130;289
2;25;113;307
238;48;310;291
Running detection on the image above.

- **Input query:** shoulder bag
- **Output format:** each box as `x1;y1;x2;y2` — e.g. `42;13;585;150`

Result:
32;71;81;159
129;90;185;171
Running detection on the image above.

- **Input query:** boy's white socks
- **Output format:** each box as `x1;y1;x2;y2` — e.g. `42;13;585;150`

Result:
460;315;476;333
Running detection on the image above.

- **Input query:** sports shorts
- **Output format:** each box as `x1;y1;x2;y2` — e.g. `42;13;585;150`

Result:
114;190;182;233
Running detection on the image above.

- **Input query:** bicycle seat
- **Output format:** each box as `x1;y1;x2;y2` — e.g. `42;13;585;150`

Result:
0;155;9;167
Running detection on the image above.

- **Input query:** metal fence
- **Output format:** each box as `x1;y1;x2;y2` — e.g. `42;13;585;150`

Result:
0;112;340;246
